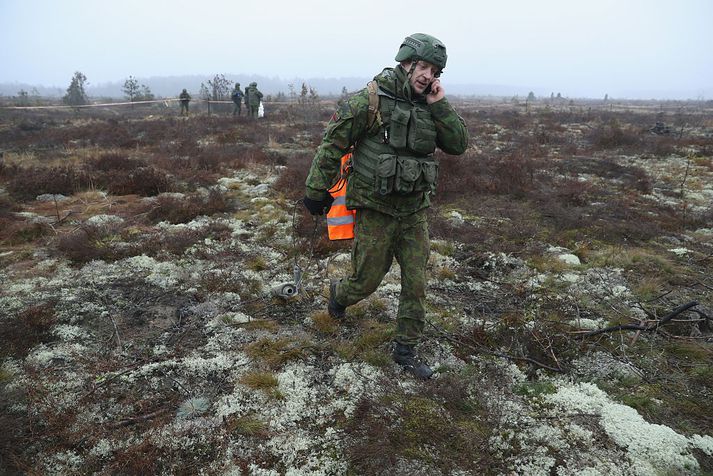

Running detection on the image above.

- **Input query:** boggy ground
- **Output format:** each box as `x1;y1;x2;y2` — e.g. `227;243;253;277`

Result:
0;99;712;475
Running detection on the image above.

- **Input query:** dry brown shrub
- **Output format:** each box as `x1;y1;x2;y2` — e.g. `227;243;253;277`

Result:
97;166;175;196
191;143;272;172
1;221;53;245
438;149;540;200
272;152;314;201
56;228;117;263
146;189;230;224
0;195;19;216
587;120;641;150
6;165;89;200
644;135;678;157
106;440;161;474
0;302;57;358
552;156;652;194
90;151;148;171
140;222;232;258
344;376;494;474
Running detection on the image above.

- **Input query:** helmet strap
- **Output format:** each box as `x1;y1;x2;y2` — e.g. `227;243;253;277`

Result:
400;61;417;102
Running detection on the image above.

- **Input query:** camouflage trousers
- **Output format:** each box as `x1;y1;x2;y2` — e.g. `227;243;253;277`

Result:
334;207;429;346
248;105;259;118
232;102;242;116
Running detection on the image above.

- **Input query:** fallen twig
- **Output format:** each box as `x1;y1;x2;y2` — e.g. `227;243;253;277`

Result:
108;313;122;349
111;408;169;428
577;301;699;338
427;320;564;373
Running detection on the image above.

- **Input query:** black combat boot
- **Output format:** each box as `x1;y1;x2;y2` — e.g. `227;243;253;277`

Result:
328;280;346;319
392;342;434;380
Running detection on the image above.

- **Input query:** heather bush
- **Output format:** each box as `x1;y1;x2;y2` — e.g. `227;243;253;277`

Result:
551;157;653;194
90;152;148;171
139;222;232;258
345;376;494;473
588;119;641;149
95;166;174;196
272;152;314;201
6;165;89;200
56;218;127;263
1;221;53;245
146;189;230;224
0;302;57;358
437;150;541;200
0;195;18;216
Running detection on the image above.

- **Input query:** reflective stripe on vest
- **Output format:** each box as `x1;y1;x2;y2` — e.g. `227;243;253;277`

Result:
327;153;356;240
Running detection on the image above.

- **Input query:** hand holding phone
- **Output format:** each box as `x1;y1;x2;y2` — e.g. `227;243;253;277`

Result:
426;79;445;104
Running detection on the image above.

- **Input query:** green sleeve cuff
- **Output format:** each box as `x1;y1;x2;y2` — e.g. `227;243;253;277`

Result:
428;97;454;120
305;187;330;201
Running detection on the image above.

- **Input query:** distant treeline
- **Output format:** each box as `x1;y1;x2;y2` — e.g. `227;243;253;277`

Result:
1;75;709;101
0;75;371;99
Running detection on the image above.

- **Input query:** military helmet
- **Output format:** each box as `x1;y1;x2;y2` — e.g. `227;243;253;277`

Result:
250;82;257;87
395;33;447;72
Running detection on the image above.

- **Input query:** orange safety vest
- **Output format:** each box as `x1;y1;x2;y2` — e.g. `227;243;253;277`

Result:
326;153;356;240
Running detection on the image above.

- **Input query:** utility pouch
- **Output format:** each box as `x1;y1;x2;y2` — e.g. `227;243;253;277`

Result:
395;157;422;194
407;107;437;155
375;154;397;195
417;160;439;193
388;104;410;149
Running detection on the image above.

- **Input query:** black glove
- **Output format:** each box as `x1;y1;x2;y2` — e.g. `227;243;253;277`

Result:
303;195;334;215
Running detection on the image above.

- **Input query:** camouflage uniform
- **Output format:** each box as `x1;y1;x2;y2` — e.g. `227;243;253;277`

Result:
245;82;263;118
231;84;244;116
179;89;191;115
305;65;468;346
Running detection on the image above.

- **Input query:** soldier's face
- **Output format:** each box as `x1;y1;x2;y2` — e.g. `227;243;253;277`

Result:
407;60;440;95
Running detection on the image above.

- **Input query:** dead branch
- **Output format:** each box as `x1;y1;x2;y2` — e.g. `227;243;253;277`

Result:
108;313;122;349
427;320;564;373
690;281;713;291
577;301;699;338
111;408;169;428
51;210;75;226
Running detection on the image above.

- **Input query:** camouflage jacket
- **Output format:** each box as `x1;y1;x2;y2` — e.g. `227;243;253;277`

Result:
305;66;468;217
245;87;263;106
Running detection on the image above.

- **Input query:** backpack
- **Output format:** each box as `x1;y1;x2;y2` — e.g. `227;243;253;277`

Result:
366;80;381;129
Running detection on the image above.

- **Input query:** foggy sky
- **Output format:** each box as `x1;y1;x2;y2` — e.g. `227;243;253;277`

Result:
1;0;711;99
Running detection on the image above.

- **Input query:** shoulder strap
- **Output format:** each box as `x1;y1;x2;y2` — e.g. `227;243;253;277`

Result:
366;80;381;129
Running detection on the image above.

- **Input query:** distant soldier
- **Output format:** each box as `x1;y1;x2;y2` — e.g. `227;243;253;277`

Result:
179;89;191;116
231;83;244;116
650;121;671;135
245;82;263;118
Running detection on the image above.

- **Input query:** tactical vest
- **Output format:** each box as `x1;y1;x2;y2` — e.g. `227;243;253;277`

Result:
351;83;439;196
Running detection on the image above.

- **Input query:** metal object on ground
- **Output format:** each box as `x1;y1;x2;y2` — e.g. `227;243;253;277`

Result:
271;264;303;299
271;282;298;298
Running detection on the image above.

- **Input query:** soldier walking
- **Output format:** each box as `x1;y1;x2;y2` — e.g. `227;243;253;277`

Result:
303;34;469;379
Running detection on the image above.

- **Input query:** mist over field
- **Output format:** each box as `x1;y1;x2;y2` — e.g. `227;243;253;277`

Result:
1;0;712;100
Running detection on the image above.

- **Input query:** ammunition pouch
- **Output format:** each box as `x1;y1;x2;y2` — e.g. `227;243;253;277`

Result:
370;154;438;196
